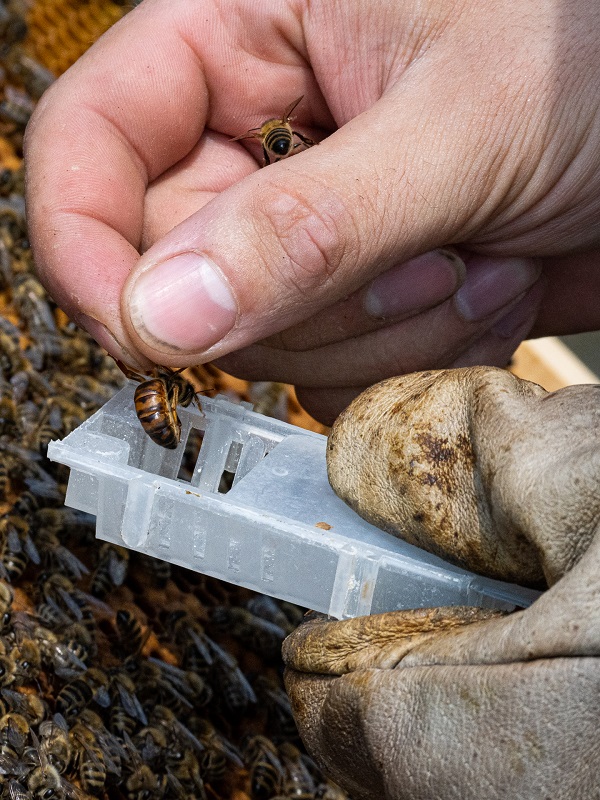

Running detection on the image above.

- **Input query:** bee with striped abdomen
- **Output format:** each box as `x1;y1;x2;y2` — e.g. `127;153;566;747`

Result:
117;363;199;450
243;734;285;800
231;96;316;166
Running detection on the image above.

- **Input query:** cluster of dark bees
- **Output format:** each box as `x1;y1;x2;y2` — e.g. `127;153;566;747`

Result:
0;11;346;800
0;1;56;161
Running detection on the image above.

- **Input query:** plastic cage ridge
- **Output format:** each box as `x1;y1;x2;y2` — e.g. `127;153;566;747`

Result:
47;383;541;619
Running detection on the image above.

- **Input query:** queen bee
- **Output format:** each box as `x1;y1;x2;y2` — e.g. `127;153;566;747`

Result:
117;363;199;450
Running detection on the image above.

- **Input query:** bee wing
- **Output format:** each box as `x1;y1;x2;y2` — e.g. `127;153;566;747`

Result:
171;719;206;756
6;525;22;552
205;636;237;669
21;533;40;565
214;657;258;706
147;657;194;696
115;681;147;725
165;770;188;800
51;644;88;679
56;587;83;619
188;629;213;665
107;549;128;586
214;733;244;768
92;684;111;709
159;676;194;709
137;731;163;764
1;755;20;776
8;780;30;800
38;596;72;626
55;545;89;580
60;775;93;800
230;128;262;142
5;718;27;751
282;95;304;122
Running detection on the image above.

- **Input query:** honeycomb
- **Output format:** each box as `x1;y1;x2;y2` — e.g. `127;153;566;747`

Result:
25;0;126;76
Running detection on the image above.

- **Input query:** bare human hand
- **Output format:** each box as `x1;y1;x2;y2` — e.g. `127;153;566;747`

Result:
25;0;600;423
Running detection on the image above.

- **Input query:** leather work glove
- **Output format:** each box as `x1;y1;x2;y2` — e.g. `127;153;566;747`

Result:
282;366;600;800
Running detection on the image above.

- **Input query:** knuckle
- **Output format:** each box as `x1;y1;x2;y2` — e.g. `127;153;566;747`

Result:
252;179;359;298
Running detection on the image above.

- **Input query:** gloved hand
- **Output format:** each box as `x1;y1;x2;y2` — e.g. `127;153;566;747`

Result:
283;367;600;800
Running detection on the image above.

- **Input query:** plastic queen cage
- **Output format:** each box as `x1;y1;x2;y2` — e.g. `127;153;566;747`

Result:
48;383;541;619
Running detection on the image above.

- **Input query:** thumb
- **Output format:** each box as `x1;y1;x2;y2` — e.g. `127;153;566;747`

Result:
122;90;502;365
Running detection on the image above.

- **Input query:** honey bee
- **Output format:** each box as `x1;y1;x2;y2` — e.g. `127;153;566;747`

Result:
114;610;149;658
206;637;257;715
27;762;83;800
33;530;88;583
4;48;55;100
188;716;243;777
125;764;164;800
78;710;125;779
0;647;16;688
26;623;88;680
123;732;165;800
117;363;199;449
132;725;167;768
0;581;13;632
107;669;147;726
0;689;46;726
11;274;57;335
55;668;110;719
164;748;206;800
109;705;136;739
69;721;107;796
231;96;316;165
136;553;170;588
164;611;213;675
11;638;41;683
7;780;30;800
243;734;285;800
210;605;286;660
90;544;129;598
0;2;27;49
253;675;299;743
278;742;316;800
0;711;29;757
38;716;72;774
246;594;295;635
147;705;205;761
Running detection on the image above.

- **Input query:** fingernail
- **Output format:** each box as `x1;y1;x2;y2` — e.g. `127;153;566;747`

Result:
492;282;544;339
129;253;238;353
454;257;541;323
77;314;147;371
364;249;465;318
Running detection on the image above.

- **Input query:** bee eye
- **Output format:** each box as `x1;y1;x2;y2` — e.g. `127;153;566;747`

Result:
271;138;289;156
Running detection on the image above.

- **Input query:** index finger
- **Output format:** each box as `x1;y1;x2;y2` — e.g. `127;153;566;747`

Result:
26;0;318;363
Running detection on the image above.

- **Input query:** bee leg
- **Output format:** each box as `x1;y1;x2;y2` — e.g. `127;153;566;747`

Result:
293;131;317;149
262;146;271;166
115;360;145;383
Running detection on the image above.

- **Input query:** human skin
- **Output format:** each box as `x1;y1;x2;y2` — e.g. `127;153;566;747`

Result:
25;0;600;423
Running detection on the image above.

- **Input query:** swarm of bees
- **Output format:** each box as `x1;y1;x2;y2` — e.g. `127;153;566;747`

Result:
0;4;346;799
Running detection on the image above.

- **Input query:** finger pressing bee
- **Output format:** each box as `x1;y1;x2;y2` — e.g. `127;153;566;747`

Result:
116;363;203;450
231;95;317;166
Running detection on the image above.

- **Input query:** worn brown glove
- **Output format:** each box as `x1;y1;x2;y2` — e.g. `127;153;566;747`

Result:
283;367;600;800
